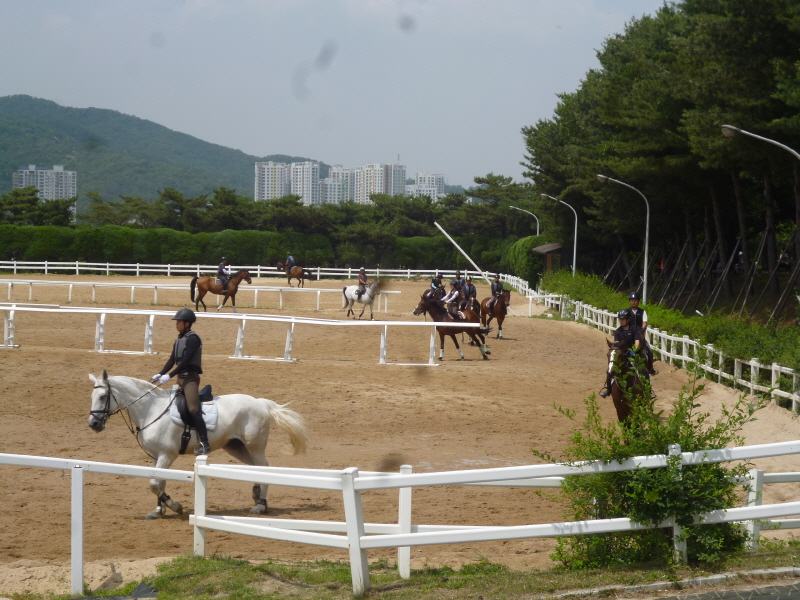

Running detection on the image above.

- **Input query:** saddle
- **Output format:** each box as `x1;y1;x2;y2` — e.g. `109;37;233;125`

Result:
168;386;218;454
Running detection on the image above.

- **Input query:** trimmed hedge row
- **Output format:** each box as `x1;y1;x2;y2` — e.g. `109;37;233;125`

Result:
540;270;800;371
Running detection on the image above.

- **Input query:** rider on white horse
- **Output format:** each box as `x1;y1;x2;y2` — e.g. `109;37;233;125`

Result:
356;267;368;300
151;308;210;455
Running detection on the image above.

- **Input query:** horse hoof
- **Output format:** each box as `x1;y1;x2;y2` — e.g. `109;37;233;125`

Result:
485;351;491;355
250;503;267;515
482;355;489;360
172;502;183;515
145;508;162;520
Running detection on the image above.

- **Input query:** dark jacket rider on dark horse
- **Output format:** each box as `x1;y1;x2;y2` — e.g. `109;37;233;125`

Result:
217;257;231;292
461;276;477;310
628;292;657;376
599;308;642;398
487;274;504;309
152;308;210;455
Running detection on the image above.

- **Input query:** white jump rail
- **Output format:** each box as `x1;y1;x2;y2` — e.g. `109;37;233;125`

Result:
0;453;192;595
0;279;399;313
0;304;476;367
536;288;800;413
191;439;800;596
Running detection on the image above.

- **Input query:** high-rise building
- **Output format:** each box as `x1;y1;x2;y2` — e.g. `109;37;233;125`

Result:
254;162;290;201
329;166;356;203
319;177;348;204
352;163;406;203
13;165;77;200
383;164;406;196
406;172;446;200
289;161;320;205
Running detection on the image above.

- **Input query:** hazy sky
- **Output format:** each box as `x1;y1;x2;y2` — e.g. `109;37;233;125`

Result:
0;1;665;188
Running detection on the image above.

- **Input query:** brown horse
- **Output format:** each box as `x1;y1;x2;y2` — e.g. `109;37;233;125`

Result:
480;290;511;339
605;339;652;425
190;269;252;313
276;262;312;287
413;289;491;360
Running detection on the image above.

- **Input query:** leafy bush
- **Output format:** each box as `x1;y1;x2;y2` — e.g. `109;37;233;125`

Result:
538;373;765;568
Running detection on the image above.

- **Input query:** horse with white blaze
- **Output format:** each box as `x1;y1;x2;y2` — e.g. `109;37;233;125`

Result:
87;370;308;519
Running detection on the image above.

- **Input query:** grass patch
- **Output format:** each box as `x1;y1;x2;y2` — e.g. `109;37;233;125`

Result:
14;543;800;600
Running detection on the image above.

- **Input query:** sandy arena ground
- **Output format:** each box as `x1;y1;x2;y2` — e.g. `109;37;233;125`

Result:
1;274;799;595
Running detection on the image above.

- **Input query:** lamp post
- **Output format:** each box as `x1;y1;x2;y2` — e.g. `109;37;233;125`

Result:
596;174;650;305
509;205;540;235
541;194;577;277
721;125;800;161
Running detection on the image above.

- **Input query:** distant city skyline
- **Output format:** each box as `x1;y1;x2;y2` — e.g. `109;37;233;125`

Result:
0;1;664;187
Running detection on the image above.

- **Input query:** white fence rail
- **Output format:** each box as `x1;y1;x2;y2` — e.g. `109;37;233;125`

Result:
1;278;398;313
191;440;800;596
0;453;193;594
0;304;475;366
6;442;800;596
0;260;493;282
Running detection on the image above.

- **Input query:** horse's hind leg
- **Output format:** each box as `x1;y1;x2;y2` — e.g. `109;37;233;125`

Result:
217;295;229;312
222;439;269;514
231;294;237;314
147;454;181;519
450;334;465;360
197;291;208;312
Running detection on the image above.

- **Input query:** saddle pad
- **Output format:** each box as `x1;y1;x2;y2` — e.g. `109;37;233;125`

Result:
457;311;466;320
169;392;219;431
215;278;222;285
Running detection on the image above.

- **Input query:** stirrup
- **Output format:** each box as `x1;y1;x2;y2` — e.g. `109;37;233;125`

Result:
598;387;611;398
194;442;211;456
649;368;659;375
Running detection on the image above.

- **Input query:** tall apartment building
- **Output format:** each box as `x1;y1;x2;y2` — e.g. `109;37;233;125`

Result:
352;163;406;203
289;161;320;205
406;172;446;200
384;164;406;196
328;166;356;203
254;161;290;201
13;165;77;200
319;177;346;204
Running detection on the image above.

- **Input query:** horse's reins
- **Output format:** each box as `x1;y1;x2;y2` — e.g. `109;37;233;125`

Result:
91;379;175;459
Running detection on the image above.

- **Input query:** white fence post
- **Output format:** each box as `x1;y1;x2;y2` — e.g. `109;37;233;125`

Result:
144;315;155;354
130;286;135;303
71;465;84;595
194;456;208;556
254;289;259;308
136;263;140;277
398;464;413;578
751;358;760;396
734;359;742;388
341;467;370;596
75;260;79;275
428;327;437;365
745;468;764;550
771;363;780;405
380;325;387;364
28;282;33;301
317;267;321;280
284;322;294;361
91;284;96;303
94;314;105;352
234;320;246;358
668;444;688;564
794;372;799;413
682;336;690;368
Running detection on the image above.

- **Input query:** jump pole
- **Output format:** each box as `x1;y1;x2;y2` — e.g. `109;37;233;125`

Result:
434;222;492;285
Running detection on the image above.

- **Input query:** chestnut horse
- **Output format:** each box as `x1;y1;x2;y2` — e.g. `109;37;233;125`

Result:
605;339;652;425
277;262;313;287
413;289;491;360
480;290;511;339
190;269;252;313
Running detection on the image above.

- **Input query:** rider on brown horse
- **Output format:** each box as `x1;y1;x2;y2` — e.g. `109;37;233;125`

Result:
487;273;504;310
600;308;643;398
286;252;296;270
628;292;658;376
217;257;230;292
442;282;461;319
461;276;477;311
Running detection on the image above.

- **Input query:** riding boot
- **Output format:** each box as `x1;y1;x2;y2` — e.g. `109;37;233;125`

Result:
599;375;612;398
192;412;211;455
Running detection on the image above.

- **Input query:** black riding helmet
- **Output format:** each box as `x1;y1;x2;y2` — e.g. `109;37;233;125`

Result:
629;292;640;300
617;308;632;319
172;308;196;323
221;256;228;263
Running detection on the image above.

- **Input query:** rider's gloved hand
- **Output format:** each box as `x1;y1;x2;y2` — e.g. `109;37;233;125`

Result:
151;373;162;383
158;374;171;385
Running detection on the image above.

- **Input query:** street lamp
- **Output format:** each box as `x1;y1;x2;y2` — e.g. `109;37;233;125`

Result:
509;205;540;235
541;194;577;277
721;125;800;161
596;174;651;305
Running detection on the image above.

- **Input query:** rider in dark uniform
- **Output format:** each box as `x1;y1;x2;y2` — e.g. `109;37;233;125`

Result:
599;308;642;398
152;308;210;455
628;292;657;375
451;270;465;292
217;257;230;293
431;272;443;290
286;253;296;270
461;276;477;311
356;267;368;300
487;274;504;310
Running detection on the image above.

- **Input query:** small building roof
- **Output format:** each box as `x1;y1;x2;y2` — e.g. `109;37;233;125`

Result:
533;242;563;254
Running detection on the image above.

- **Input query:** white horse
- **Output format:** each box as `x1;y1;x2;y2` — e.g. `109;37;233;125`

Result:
342;280;379;320
87;370;308;519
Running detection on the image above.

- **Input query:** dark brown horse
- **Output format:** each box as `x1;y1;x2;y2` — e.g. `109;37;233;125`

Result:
277;262;312;288
605;339;651;425
480;290;511;339
413;289;491;360
190;269;252;313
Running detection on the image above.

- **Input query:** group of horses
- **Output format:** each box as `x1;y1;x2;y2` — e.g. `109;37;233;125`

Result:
88;265;646;520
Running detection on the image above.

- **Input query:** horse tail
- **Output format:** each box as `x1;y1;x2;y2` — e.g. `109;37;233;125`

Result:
342;286;348;308
190;277;198;302
304;269;313;280
263;399;308;455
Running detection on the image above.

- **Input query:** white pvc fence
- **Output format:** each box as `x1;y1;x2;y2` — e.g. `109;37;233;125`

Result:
0;260;491;283
191;440;800;596
0;453;193;594
549;294;800;412
0;304;475;366
5;442;800;595
1;278;398;313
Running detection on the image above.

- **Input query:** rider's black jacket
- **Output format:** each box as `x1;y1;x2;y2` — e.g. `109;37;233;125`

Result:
217;263;229;281
463;283;477;299
160;330;203;377
613;326;641;353
491;280;504;295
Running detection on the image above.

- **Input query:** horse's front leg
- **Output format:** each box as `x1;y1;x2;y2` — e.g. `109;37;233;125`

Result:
450;333;465;360
439;331;446;360
147;453;181;519
231;293;237;314
473;332;490;358
287;276;293;287
217;294;229;312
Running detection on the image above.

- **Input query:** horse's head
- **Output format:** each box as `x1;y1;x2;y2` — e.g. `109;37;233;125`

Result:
502;290;512;306
88;370;113;432
413;291;432;315
276;263;284;271
240;269;252;285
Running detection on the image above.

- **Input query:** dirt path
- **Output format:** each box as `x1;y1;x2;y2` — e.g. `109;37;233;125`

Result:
1;275;799;595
